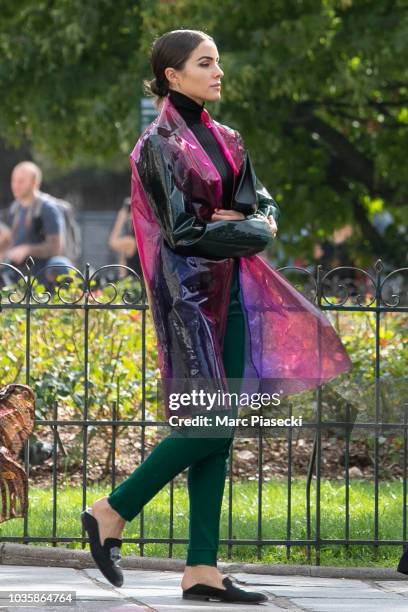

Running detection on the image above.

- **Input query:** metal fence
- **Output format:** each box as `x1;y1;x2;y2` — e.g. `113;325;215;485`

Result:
0;256;407;565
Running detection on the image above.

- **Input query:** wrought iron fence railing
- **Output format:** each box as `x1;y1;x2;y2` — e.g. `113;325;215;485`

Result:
0;256;407;565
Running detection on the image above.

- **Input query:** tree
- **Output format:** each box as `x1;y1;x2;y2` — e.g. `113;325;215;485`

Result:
1;0;407;266
0;1;142;163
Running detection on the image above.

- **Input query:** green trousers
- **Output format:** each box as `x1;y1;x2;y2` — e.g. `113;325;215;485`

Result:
107;260;245;566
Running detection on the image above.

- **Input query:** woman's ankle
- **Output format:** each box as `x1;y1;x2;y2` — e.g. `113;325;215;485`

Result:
92;497;126;526
181;565;225;590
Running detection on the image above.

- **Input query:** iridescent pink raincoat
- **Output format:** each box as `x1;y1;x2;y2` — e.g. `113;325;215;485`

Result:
130;95;352;419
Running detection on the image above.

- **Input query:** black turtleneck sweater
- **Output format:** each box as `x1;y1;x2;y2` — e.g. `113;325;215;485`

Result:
168;89;242;314
168;89;234;209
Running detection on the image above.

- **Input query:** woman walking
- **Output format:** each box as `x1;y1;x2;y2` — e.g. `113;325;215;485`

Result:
81;29;352;603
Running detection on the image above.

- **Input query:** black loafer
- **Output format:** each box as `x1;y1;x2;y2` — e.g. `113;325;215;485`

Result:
397;549;408;575
80;507;123;587
182;576;268;603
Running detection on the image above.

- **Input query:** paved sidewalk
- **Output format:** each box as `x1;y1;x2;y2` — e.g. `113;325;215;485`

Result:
1;566;408;611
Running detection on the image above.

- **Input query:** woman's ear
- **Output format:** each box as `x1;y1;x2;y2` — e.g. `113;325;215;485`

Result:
164;67;179;89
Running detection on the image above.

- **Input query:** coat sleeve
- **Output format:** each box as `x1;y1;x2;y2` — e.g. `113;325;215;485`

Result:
136;135;274;259
253;178;280;224
232;133;280;224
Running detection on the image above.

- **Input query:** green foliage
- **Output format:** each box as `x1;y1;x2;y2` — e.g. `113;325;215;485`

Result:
0;276;160;464
0;2;407;265
0;1;142;162
139;0;408;266
266;308;408;434
0;285;406;468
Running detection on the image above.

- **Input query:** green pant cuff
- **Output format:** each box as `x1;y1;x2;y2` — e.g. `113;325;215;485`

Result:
186;548;217;566
107;494;132;522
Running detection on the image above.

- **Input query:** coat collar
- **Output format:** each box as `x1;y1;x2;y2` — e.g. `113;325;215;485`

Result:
158;95;241;176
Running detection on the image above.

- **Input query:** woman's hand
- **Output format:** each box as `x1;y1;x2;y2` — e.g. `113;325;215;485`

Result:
210;208;278;239
211;209;246;222
267;215;278;239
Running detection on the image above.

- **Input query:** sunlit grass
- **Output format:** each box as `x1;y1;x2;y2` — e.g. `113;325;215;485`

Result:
0;479;404;568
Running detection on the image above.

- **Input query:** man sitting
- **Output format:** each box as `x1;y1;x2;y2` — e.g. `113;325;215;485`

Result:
1;161;74;289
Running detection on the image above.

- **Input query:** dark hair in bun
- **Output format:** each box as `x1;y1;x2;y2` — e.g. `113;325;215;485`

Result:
143;29;214;108
146;76;169;98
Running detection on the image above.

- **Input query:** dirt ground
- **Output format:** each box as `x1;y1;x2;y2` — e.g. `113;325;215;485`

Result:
27;423;401;487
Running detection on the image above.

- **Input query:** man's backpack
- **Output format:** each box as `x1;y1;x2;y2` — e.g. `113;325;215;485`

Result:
10;192;82;263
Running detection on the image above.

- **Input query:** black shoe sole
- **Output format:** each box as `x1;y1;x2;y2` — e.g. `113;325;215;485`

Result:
182;578;268;604
183;592;268;603
183;592;267;603
81;508;124;587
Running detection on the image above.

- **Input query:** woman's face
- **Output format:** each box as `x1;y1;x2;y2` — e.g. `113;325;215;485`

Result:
165;39;224;105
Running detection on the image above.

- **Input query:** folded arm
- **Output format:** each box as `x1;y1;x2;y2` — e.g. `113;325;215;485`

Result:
135;136;274;259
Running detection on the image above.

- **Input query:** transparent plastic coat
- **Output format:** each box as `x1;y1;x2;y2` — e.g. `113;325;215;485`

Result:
130;95;352;419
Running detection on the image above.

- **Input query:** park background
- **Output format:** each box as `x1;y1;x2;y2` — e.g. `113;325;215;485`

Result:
0;0;407;570
1;0;407;269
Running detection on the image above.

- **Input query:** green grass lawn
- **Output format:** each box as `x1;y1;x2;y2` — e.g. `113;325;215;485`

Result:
0;479;405;568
